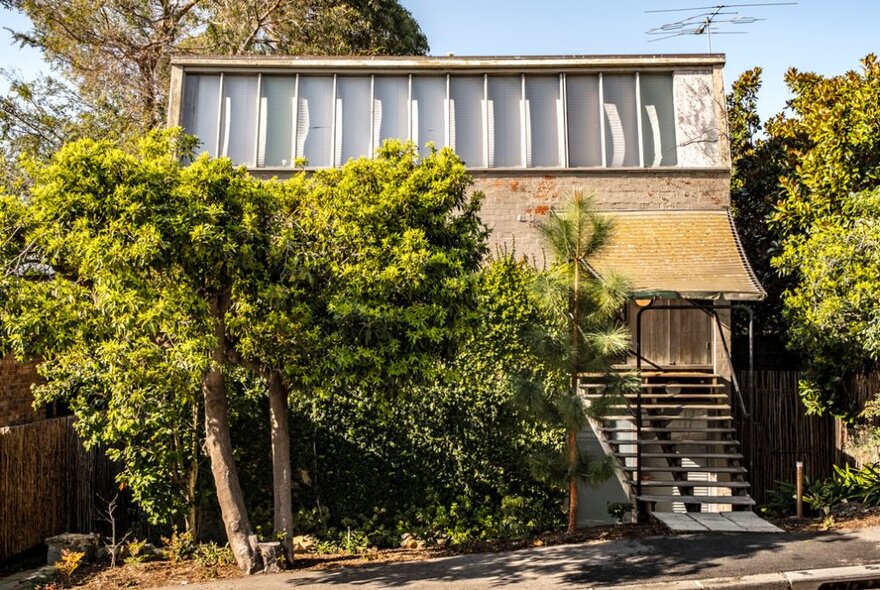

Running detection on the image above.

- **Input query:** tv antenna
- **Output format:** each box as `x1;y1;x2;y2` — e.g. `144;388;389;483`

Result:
646;3;796;52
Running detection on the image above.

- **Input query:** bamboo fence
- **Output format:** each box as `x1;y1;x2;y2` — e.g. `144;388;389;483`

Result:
734;370;839;505
0;416;124;561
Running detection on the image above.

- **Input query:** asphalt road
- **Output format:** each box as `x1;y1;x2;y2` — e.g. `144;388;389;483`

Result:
151;527;880;589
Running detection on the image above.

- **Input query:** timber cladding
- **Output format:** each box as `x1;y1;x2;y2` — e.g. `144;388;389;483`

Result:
0;355;45;428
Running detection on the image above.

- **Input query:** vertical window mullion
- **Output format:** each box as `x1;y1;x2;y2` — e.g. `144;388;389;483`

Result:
444;74;451;148
215;73;225;156
292;75;299;161
254;73;263;167
599;72;607;168
331;75;338;167
482;74;489;167
635;72;644;168
520;74;527;167
561;73;569;168
369;75;375;158
407;74;413;142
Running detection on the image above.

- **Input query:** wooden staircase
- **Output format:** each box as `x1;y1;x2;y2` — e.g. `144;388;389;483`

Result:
583;370;754;516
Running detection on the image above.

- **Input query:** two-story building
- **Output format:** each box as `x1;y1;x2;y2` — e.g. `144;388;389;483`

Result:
167;54;765;526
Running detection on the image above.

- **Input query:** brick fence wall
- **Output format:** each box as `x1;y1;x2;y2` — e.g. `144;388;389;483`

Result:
0;355;45;428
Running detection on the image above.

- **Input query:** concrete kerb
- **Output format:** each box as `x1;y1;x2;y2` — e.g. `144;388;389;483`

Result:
604;563;880;590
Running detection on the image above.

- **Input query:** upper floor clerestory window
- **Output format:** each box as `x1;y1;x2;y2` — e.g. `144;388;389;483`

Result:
180;72;681;170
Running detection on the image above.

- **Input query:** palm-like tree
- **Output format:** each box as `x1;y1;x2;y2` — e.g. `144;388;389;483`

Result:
532;191;635;534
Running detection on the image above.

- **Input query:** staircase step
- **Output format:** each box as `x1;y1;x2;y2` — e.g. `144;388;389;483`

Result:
601;427;737;434
632;404;732;410
631;481;751;489
623;465;747;474
608;439;741;447
584;393;729;399
640;371;722;379
637;494;755;506
602;415;734;421
614;452;743;460
642;383;726;390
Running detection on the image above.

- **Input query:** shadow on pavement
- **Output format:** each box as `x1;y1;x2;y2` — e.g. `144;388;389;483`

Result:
281;531;880;588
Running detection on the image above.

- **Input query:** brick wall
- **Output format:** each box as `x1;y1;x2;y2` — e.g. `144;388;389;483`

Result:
472;170;730;263
0;356;45;428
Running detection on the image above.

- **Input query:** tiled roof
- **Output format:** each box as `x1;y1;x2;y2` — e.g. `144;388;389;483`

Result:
588;209;765;301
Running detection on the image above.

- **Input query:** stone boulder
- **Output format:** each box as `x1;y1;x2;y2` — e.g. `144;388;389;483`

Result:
45;533;101;565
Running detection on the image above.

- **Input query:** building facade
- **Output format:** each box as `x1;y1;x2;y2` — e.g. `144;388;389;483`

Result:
167;54;765;525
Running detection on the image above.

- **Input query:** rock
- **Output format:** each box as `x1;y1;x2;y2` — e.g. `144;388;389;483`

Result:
45;533;101;565
292;535;317;552
258;542;282;573
399;533;421;550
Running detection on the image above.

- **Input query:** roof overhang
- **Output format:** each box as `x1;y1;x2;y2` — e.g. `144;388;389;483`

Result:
168;54;726;74
588;209;765;301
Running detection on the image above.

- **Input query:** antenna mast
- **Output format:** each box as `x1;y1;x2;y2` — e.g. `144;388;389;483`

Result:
646;2;797;52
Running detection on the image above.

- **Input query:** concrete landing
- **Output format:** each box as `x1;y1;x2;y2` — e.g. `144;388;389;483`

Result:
653;511;783;533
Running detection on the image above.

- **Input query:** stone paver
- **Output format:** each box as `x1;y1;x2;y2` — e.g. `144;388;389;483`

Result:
653;511;783;533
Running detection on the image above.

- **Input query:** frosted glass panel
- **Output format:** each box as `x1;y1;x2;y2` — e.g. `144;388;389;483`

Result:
449;76;485;168
220;76;258;166
337;77;372;164
374;77;409;149
603;74;639;167
182;74;221;156
260;76;296;167
566;75;602;167
487;76;522;168
640;74;678;167
297;77;334;168
411;76;446;156
525;76;562;167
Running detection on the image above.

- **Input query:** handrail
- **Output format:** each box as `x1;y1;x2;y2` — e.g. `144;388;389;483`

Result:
633;302;755;522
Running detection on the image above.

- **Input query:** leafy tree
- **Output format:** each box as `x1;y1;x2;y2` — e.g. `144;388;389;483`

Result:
531;192;634;534
726;67;798;368
0;132;486;571
3;0;428;132
768;54;880;416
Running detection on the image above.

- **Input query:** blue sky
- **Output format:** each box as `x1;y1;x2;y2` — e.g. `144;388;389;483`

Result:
1;1;877;124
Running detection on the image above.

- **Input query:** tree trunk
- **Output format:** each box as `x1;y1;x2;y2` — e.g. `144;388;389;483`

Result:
568;258;581;535
567;429;578;534
185;397;200;537
268;372;294;566
202;294;262;574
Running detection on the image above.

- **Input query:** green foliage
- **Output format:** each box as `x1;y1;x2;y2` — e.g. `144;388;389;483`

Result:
161;531;197;563
761;464;880;517
527;192;635;530
726;67;799;366
124;539;151;564
763;55;880;416
194;542;236;567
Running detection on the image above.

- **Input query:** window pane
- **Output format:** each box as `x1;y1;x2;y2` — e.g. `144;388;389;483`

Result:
337;76;372;164
260;76;296;167
449;76;485;167
603;74;639;167
566;75;601;167
183;74;221;156
640;73;678;167
374;76;409;150
220;75;258;166
411;76;446;156
297;76;334;168
525;76;562;167
487;76;522;168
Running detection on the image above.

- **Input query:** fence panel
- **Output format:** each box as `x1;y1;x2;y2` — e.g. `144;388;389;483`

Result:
735;370;838;505
0;416;125;561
